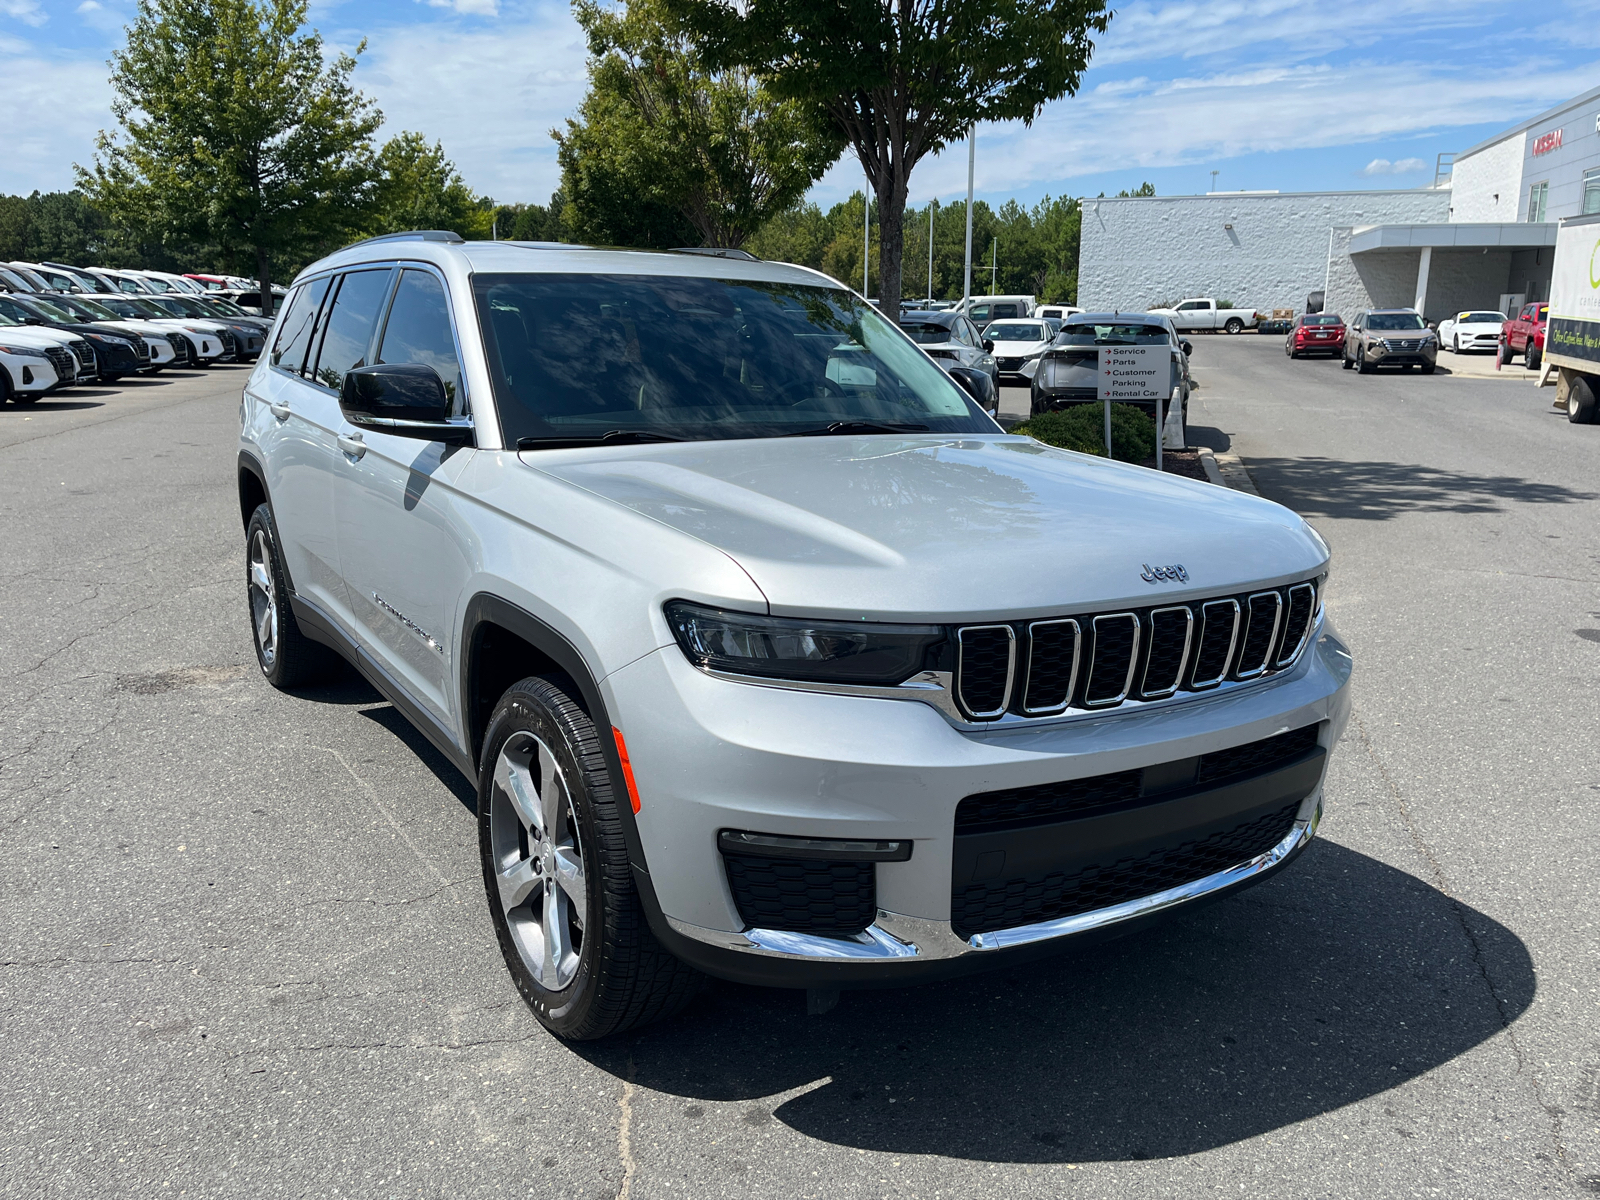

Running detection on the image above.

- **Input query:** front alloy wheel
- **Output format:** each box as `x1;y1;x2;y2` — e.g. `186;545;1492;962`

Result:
489;730;587;991
245;503;334;689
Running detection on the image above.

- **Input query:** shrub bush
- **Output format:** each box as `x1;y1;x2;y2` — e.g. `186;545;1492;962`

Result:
1013;403;1156;463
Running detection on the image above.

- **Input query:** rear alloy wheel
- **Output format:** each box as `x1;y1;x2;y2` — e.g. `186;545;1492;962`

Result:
479;677;701;1040
245;503;336;688
1568;374;1599;424
1224;317;1244;334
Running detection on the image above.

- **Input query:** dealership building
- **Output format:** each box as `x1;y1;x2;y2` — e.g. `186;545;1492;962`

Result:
1079;83;1600;321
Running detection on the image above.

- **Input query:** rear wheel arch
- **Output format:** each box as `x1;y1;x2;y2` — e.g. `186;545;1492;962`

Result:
238;454;268;531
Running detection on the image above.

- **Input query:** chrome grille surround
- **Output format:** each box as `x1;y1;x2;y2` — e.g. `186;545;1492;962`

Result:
1276;583;1317;667
1190;599;1241;689
1235;591;1284;680
1082;613;1140;708
1141;605;1194;699
955;625;1015;719
1020;618;1080;715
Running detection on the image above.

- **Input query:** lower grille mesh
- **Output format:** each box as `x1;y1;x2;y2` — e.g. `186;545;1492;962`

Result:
950;801;1302;938
723;852;876;935
1196;724;1319;785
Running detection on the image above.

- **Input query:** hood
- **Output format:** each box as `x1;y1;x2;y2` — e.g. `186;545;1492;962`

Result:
0;326;75;348
528;434;1327;622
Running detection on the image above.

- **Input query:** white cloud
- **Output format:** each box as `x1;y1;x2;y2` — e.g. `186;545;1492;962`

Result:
0;46;114;194
1;0;47;27
350;5;586;202
76;1;101;11
421;0;499;15
1359;157;1429;176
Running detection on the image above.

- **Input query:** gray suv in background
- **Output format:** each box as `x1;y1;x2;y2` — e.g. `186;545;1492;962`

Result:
240;232;1351;1040
1343;309;1438;374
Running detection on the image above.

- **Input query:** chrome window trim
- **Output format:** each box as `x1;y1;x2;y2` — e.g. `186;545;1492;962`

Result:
666;789;1321;962
1235;591;1283;680
1140;605;1193;699
956;624;1016;719
1021;618;1080;715
1191;599;1241;689
1276;582;1318;667
1083;612;1140;708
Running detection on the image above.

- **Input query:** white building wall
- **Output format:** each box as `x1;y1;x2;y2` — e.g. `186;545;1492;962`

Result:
1079;190;1450;313
1449;135;1524;223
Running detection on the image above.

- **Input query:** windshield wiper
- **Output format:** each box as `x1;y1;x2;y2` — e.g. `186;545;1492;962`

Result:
784;420;931;437
516;429;687;451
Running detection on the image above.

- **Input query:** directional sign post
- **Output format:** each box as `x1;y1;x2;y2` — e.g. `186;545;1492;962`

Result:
1097;343;1169;468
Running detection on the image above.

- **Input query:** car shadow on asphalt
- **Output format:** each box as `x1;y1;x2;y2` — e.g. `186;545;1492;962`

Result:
574;839;1534;1163
1242;456;1597;520
1185;425;1231;453
4;400;105;412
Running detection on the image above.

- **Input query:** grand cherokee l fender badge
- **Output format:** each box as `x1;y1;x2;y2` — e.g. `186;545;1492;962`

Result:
372;593;445;655
1140;563;1188;583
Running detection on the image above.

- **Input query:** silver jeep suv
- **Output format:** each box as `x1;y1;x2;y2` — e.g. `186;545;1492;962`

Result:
239;232;1352;1039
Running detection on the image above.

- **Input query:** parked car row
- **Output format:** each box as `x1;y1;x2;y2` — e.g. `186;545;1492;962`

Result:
0;269;276;404
0;259;287;316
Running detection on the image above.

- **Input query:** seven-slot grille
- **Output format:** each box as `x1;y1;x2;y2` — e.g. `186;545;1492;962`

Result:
42;345;75;381
953;580;1318;721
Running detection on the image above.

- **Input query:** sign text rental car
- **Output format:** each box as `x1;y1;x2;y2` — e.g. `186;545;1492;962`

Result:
1098;343;1167;399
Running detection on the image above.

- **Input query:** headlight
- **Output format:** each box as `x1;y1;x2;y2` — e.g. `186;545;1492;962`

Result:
665;601;947;685
0;344;49;358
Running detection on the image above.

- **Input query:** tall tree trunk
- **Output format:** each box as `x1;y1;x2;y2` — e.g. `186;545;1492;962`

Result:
875;169;908;327
255;246;273;318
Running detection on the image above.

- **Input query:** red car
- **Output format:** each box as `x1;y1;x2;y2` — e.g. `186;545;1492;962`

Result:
1285;312;1346;358
1500;302;1548;370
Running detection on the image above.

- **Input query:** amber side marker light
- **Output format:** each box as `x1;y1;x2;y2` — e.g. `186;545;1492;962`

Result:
612;727;642;814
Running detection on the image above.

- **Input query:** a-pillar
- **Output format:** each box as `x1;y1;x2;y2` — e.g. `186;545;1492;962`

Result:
1413;246;1432;318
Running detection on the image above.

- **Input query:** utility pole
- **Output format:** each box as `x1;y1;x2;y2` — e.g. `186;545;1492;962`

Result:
990;238;998;292
927;200;935;304
962;128;975;310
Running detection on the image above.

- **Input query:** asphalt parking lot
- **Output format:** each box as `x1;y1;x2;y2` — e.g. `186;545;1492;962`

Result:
3;345;1597;1199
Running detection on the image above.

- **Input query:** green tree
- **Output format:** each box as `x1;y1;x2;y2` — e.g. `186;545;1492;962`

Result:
558;0;843;249
370;133;495;240
663;0;1110;319
81;0;383;313
1116;181;1155;197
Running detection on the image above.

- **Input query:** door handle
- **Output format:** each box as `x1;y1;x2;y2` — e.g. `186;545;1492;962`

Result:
337;432;367;460
268;401;291;421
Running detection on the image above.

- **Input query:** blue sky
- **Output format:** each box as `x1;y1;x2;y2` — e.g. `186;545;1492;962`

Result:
4;0;1599;209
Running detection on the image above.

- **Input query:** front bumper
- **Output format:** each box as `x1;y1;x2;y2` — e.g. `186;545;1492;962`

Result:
608;615;1353;987
1365;341;1437;366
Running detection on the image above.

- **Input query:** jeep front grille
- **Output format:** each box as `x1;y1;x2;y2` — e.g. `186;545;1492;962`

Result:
953;578;1319;721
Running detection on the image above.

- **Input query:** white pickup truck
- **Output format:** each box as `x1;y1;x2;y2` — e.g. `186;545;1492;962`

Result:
1149;297;1263;334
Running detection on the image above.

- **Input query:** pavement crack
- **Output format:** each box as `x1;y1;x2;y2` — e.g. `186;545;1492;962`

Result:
312;744;450;885
616;1051;638;1200
1351;708;1570;1177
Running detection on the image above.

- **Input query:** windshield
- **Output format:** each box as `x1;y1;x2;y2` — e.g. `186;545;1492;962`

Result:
61;296;121;320
1303;314;1342;326
1458;312;1506;324
100;297;164;318
21;297;77;321
203;297;249;316
1367;312;1426;331
984;322;1048;342
474;272;991;446
1055;322;1171;346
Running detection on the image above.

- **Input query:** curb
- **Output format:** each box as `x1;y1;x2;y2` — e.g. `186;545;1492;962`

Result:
1198;447;1261;496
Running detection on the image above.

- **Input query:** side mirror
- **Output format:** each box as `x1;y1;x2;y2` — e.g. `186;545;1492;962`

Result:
23;317;41;325
982;339;995;354
948;365;997;413
340;363;472;444
1180;340;1193;356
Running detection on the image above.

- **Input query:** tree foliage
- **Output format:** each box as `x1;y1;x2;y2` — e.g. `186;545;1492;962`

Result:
557;0;843;248
747;192;1081;303
663;0;1109;316
369;133;495;240
0;191;112;266
80;0;383;311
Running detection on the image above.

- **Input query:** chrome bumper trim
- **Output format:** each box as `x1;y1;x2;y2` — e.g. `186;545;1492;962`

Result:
666;789;1322;964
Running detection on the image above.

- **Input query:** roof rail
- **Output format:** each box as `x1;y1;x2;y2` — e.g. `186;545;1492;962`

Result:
670;246;758;261
344;230;465;250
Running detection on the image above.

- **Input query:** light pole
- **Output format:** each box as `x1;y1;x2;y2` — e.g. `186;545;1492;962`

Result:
962;128;975;310
990;238;998;293
1209;169;1219;194
927;200;935;304
862;181;870;299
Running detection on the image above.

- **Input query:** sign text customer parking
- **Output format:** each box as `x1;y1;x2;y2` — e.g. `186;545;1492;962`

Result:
1098;344;1167;400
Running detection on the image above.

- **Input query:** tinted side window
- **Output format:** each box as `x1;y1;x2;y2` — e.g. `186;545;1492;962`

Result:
994;303;1019;320
270;278;329;373
376;269;464;409
970;305;990;324
311;268;393;392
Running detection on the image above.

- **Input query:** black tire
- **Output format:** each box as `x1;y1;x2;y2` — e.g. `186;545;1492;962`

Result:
1342;347;1353;369
0;366;11;404
1453;336;1462;353
245;503;336;688
1357;346;1375;374
1224;317;1244;334
1499;341;1514;367
1568;374;1599;424
478;677;702;1040
1527;341;1542;372
1421;363;1436;375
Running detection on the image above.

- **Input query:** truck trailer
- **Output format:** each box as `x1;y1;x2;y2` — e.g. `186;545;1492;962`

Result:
1547;213;1600;424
